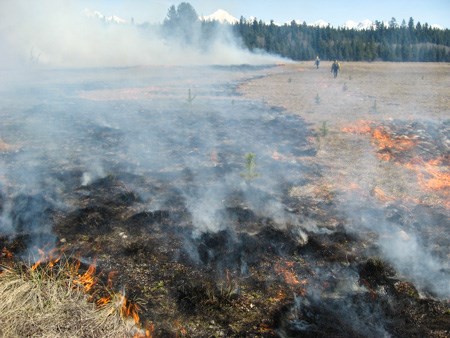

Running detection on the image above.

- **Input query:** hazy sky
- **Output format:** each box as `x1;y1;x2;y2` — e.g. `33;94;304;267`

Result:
79;0;450;28
0;0;448;68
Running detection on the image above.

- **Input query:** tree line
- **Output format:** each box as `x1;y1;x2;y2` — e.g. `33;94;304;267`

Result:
233;17;450;62
160;2;450;62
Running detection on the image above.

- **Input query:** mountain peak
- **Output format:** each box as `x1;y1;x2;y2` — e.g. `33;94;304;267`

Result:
312;19;330;28
84;8;127;25
201;9;239;24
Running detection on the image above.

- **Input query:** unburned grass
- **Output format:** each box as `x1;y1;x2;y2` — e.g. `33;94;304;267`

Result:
0;259;139;338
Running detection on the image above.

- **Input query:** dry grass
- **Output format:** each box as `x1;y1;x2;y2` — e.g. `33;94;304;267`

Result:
0;259;140;338
239;62;450;128
239;62;450;209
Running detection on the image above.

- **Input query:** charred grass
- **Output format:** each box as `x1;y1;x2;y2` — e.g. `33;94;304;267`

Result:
1;63;449;337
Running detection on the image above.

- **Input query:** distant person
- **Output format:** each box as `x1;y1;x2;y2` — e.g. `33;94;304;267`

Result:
331;60;340;78
315;56;320;69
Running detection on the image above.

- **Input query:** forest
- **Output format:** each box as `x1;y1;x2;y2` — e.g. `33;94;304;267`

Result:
232;17;450;62
161;2;450;62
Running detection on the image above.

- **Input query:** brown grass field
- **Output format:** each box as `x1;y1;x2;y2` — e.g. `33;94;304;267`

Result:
239;62;450;210
239;62;450;126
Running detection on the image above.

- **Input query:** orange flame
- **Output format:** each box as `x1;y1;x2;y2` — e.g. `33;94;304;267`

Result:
406;157;450;196
275;261;300;286
420;161;450;192
341;120;373;134
371;127;416;161
73;262;97;292
273;289;287;301
1;247;13;259
274;260;308;295
25;249;150;334
31;247;61;271
372;187;396;202
31;248;46;271
107;271;118;289
133;323;154;338
96;296;111;307
118;294;140;325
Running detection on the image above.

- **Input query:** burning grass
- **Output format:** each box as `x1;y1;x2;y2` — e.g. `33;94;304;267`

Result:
1;63;449;337
0;255;149;338
406;157;450;195
340;119;450;208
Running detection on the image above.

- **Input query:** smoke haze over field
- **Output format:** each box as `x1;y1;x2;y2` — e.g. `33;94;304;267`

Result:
0;0;284;68
1;2;449;334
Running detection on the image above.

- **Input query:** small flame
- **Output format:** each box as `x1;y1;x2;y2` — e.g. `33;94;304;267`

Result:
273;289;287;301
1;247;13;259
419;160;450;192
274;260;308;295
73;261;97;292
107;271;118;289
23;249;151;335
372;187;396;202
118;294;140;325
133;323;154;338
275;261;300;286
406;157;450;198
31;247;61;271
371;127;416;161
341;120;373;134
96;296;111;307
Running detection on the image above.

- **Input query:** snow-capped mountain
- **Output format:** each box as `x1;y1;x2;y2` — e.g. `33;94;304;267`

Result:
286;19;330;28
200;9;239;24
431;24;444;30
311;19;330;28
84;9;127;24
342;19;376;30
83;7;446;31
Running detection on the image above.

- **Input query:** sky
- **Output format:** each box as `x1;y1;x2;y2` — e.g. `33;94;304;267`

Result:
0;0;448;68
78;0;450;28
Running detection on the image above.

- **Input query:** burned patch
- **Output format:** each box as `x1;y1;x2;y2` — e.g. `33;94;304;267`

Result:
1;65;449;337
10;194;56;235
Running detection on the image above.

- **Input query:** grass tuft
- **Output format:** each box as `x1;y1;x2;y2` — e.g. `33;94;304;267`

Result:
0;259;142;338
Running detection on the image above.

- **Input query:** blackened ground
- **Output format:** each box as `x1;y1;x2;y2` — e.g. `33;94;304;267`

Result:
4;167;447;337
1;65;449;337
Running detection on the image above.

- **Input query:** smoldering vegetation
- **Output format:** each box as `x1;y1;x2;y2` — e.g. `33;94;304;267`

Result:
1;64;449;337
0;2;449;336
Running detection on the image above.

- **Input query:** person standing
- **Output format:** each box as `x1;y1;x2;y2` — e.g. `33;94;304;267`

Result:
331;60;340;78
315;56;320;69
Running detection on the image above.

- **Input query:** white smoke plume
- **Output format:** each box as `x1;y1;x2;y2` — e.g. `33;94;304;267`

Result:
0;0;284;68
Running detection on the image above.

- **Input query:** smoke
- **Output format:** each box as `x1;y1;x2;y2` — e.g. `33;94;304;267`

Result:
0;0;284;68
338;147;450;299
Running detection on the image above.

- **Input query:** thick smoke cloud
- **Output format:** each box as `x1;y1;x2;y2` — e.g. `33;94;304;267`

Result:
0;0;283;68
